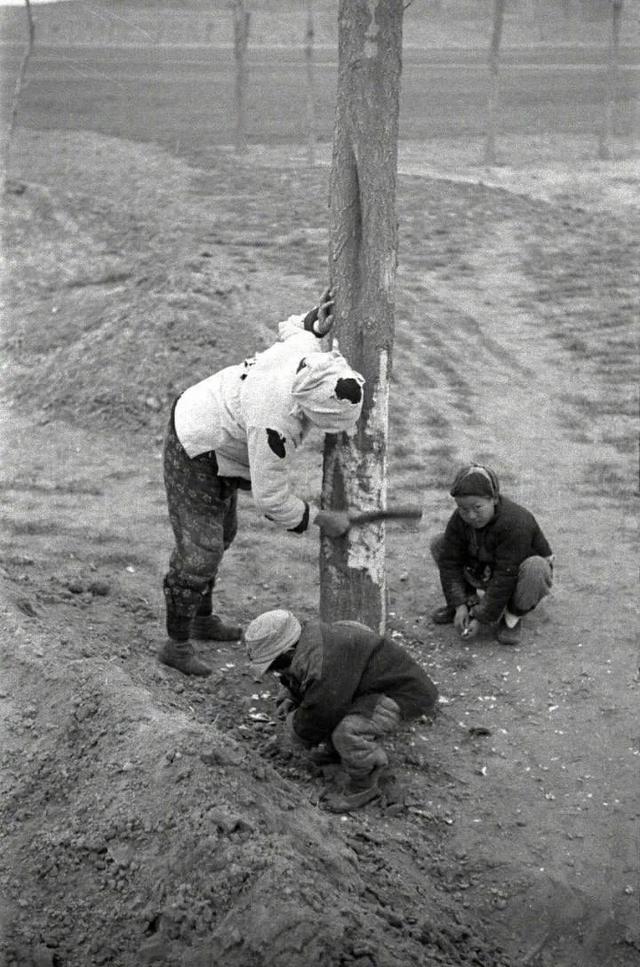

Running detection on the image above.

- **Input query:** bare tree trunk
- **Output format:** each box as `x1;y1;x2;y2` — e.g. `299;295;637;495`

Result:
7;0;35;143
304;0;316;166
598;0;623;160
320;0;403;633
532;0;545;42
232;0;250;154
484;0;506;166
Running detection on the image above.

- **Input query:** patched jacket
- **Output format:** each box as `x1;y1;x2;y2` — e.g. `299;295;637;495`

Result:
438;496;552;623
279;619;438;746
173;317;323;531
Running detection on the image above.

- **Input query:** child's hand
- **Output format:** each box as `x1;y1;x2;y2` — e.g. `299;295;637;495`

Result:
455;605;480;639
454;604;470;633
276;695;296;719
461;618;480;639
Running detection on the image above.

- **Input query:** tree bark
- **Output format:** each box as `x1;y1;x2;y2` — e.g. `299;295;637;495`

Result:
232;0;251;154
484;0;506;166
304;0;316;166
598;0;623;160
319;0;403;633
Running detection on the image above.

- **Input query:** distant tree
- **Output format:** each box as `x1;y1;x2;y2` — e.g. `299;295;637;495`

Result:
598;0;623;160
320;0;404;632
304;0;317;165
232;0;251;153
484;0;506;165
531;0;545;42
7;0;35;144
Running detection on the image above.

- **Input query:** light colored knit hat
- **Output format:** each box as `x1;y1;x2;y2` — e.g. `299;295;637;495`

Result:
291;350;365;434
244;609;302;677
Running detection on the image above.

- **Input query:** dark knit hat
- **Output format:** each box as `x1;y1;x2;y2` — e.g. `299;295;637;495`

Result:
449;464;500;499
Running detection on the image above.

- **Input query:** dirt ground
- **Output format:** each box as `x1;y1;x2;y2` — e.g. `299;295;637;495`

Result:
0;127;639;967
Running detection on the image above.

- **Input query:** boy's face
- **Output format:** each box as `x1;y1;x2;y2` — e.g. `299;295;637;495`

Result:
455;495;496;529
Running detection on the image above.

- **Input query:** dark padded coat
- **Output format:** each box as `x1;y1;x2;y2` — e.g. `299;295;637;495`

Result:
438;495;552;624
279;619;438;747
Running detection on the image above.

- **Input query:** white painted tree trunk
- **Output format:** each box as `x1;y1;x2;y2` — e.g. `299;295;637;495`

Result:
320;0;403;633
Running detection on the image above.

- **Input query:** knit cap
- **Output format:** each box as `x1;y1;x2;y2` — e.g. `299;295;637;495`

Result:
449;464;500;499
244;609;302;677
291;350;365;435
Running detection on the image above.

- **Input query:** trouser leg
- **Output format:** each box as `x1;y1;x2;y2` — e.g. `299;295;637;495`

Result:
430;534;477;619
331;696;401;782
508;556;553;617
163;410;237;640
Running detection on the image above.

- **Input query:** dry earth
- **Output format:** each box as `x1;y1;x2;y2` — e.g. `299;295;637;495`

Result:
0;128;639;967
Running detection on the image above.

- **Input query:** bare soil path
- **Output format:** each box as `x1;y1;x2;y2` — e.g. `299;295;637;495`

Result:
1;130;638;967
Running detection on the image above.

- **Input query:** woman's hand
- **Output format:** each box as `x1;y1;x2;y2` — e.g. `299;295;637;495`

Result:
314;510;350;537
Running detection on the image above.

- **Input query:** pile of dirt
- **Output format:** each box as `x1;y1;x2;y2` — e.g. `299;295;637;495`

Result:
1;588;517;967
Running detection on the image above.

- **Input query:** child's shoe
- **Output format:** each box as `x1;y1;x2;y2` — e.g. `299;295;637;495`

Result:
322;767;384;813
496;617;522;646
308;743;341;766
431;605;455;625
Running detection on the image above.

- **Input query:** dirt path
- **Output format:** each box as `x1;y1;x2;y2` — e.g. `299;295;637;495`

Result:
1;130;638;967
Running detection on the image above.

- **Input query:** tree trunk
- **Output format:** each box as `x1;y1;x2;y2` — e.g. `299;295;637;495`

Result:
304;0;316;166
532;0;545;42
232;0;250;154
319;0;403;633
7;0;35;142
598;0;623;160
484;0;506;166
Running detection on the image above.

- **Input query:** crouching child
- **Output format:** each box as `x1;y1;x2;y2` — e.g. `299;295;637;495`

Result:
244;610;438;812
431;463;554;645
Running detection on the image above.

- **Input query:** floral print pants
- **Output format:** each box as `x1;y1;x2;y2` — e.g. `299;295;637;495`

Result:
163;408;238;629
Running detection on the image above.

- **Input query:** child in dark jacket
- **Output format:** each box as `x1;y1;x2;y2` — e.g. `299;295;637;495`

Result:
430;464;553;645
244;610;438;812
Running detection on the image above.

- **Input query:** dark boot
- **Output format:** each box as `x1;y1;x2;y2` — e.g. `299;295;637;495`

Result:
431;604;455;625
193;584;241;640
496;617;523;646
163;577;197;641
191;614;242;642
158;640;212;677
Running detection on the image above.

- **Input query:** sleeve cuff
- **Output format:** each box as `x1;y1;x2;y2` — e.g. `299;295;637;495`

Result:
288;501;320;534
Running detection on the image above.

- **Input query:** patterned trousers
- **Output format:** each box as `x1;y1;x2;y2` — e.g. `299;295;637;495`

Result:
163;407;238;632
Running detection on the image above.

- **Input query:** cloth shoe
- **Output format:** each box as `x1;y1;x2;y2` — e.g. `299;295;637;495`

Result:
308;743;341;766
191;614;242;641
322;767;384;813
496;617;522;646
158;640;212;676
431;605;455;625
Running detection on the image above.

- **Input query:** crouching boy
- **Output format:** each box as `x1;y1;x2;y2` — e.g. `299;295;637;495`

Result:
431;463;553;645
244;610;438;812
